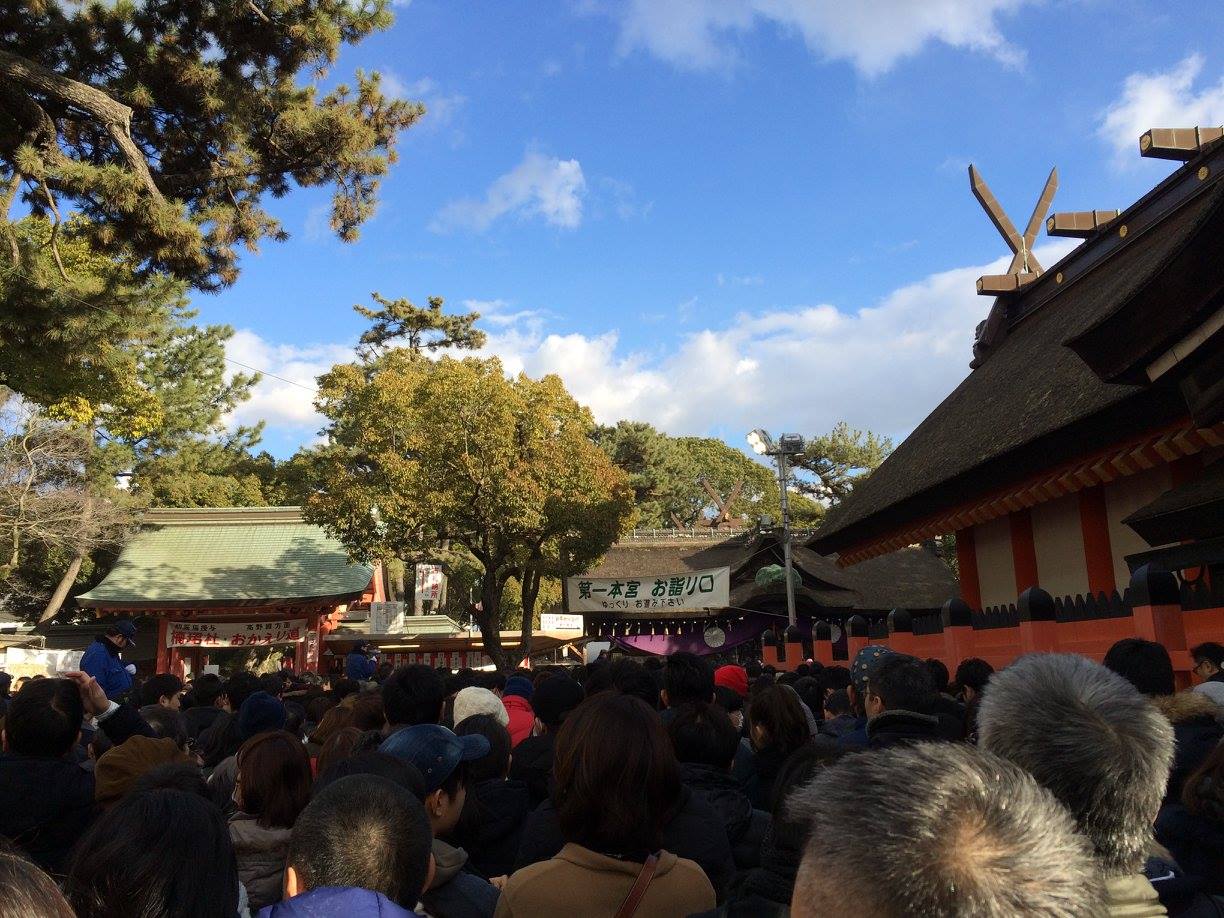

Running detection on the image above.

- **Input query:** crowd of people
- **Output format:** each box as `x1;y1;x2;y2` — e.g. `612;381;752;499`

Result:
1;632;1224;917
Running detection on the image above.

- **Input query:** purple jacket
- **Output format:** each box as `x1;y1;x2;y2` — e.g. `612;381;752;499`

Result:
258;886;422;918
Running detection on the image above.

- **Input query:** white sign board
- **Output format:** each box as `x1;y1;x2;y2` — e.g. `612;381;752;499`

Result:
415;564;444;602
3;647;83;678
369;602;406;635
565;567;730;613
540;613;584;632
166;619;306;648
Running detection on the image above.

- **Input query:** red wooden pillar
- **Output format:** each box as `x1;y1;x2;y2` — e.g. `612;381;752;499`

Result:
845;615;869;666
887;609;915;657
762;629;784;668
1018;587;1058;654
155;617;170;674
1079;487;1116;597
941;598;975;667
955;527;983;611
812;621;834;667
783;625;804;673
1129;565;1191;689
1009;510;1039;595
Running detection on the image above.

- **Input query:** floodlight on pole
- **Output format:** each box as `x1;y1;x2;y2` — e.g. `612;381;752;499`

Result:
745;428;803;631
746;429;774;456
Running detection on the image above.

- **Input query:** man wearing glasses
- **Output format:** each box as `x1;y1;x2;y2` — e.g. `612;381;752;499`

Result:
1191;642;1224;706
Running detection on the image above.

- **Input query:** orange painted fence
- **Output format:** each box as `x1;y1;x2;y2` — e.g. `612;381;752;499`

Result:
765;565;1224;689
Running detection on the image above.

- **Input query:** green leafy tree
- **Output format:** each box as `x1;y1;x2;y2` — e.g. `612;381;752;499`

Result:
1;0;422;289
794;422;893;501
592;421;695;528
306;352;635;670
355;293;487;360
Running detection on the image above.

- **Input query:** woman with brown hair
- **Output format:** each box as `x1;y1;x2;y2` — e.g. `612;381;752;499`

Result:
1156;740;1224;895
496;693;715;917
306;704;354;759
744;684;810;809
0;842;74;918
229;730;313;910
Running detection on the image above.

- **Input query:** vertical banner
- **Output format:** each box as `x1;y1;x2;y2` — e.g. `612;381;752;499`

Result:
415;564;444;603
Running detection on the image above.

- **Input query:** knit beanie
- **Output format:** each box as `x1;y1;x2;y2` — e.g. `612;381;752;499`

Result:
713;665;749;699
530;677;585;728
237;690;286;740
453;686;510;729
502;676;535;701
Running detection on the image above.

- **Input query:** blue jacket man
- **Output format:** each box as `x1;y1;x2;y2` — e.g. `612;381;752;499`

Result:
79;620;137;700
346;643;377;681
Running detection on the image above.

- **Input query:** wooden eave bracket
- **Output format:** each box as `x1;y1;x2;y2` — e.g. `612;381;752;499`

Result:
1140;126;1224;161
1046;210;1121;238
976;272;1039;295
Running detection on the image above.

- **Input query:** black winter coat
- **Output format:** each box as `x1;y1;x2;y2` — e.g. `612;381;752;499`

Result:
507;732;554;808
515;785;735;900
679;762;769;871
1157;798;1224;896
1154;692;1224;804
453;778;532;879
866;710;945;749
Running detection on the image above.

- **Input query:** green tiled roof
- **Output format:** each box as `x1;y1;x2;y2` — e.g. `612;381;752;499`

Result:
77;507;373;607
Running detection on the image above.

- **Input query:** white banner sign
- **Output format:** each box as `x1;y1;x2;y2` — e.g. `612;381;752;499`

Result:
565;567;730;613
415;564;444;602
167;619;306;648
369;602;406;635
540;613;584;632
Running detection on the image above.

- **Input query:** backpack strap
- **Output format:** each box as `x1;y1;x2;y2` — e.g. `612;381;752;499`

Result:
613;852;660;918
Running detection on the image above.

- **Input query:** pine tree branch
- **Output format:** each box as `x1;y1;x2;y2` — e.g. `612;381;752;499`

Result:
0;49;165;205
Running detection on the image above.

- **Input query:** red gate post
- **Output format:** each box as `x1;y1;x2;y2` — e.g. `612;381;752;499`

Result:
1018;587;1058;654
812;620;834;667
784;625;804;672
762;628;784;668
846;615;869;665
1129;565;1191;689
887;608;915;657
941;598;975;669
155;617;170;674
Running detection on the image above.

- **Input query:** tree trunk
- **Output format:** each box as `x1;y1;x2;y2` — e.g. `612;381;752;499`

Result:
39;552;83;623
477;573;512;672
517;567;540;662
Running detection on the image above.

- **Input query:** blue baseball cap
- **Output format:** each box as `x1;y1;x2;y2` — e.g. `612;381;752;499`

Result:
379;724;490;793
113;620;138;641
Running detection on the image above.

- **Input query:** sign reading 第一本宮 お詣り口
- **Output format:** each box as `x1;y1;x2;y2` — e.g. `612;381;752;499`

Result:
565;568;730;613
167;619;307;648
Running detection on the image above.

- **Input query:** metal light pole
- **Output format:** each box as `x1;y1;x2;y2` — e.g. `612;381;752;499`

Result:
747;430;805;630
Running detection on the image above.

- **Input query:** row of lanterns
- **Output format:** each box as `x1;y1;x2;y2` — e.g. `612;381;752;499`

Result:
590;615;746;638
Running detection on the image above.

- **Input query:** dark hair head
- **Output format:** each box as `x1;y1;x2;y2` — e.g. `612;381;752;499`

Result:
381;665;446;727
222;671;261;712
1191;642;1224;668
310;703;355;746
316;752;427;801
530;675;586;729
791;743;1103;916
554;693;680;857
713;684;744;714
954;658;994;693
454;714;512;782
235;731;313;829
584;658;660;709
769;742;843;819
869;655;935;713
316;726;364;778
747;684;808;755
823;688;851;717
663;652;714;707
793;676;823;715
65;790;238;918
924;658;950;694
667;702;740;768
258;672;286;699
0;842;75;918
186;673;224;709
351;692;386;732
305;694;337;725
139;674;184;708
1103;638;1175;697
978;653;1174;875
283;700;307;740
6;678;83;757
331;677;360;701
823;666;852;693
131;763;210;799
288;775;432;907
139;705;189;750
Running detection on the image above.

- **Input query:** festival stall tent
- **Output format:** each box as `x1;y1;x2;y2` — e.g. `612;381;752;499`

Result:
75;507;380;678
573;529;956;663
812;128;1224;683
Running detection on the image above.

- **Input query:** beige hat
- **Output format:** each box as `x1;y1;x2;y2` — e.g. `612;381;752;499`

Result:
453;686;510;729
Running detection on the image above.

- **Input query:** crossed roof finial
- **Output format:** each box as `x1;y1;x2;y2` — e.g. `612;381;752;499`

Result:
970;165;1058;294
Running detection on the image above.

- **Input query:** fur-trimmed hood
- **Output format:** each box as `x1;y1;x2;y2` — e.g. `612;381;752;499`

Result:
1153;691;1222;725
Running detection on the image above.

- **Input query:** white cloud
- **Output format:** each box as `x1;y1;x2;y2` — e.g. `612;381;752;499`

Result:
603;0;1034;76
225;331;353;435
379;72;466;130
431;152;587;233
1098;54;1224;168
236;242;1077;451
463;298;546;328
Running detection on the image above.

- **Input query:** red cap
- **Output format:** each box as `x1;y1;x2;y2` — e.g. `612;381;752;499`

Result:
714;664;749;698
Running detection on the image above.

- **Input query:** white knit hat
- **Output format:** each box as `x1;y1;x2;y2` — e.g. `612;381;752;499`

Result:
453;686;510;729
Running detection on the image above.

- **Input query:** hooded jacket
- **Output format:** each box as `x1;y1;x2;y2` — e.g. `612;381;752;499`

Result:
453;778;532;879
258;886;422;917
495;843;715;918
501;695;534;748
679;763;769;871
1153;692;1224;804
80;635;133;700
231;814;293;911
419;839;499;918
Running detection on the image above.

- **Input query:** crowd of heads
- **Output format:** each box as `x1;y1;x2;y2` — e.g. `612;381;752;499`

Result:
1;631;1223;917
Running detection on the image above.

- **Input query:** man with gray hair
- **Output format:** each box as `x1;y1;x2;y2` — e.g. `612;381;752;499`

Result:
978;653;1175;916
789;742;1104;917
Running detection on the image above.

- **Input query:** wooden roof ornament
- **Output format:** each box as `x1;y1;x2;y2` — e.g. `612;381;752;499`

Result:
970;164;1058;295
1140;126;1224;160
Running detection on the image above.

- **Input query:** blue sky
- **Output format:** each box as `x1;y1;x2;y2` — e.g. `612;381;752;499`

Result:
208;0;1224;456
